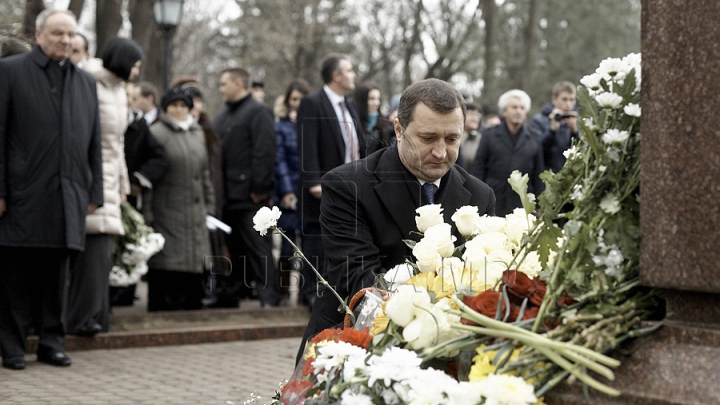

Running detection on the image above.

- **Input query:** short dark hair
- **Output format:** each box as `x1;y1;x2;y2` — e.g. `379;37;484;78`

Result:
222;67;250;90
466;102;479;112
321;53;348;85
136;81;159;106
75;32;88;53
397;79;466;128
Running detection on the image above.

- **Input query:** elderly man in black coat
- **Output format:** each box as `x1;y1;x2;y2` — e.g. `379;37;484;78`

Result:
0;9;103;370
471;89;545;217
296;79;495;363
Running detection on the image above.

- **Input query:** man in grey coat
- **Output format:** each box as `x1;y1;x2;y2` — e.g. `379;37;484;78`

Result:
0;9;103;370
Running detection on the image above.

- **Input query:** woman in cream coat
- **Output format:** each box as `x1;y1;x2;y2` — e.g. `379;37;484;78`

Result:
67;38;143;335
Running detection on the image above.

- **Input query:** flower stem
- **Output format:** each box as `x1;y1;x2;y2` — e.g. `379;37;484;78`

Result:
275;228;355;324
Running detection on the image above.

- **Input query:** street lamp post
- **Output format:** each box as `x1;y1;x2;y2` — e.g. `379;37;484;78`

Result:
153;0;185;92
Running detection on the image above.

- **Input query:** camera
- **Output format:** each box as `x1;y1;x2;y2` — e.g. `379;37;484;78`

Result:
553;113;574;121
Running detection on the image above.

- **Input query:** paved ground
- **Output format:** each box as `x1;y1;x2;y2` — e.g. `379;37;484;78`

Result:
0;337;302;404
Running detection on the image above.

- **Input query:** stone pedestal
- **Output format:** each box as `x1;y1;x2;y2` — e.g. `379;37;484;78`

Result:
546;1;720;403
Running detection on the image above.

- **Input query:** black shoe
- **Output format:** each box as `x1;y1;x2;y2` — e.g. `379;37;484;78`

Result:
2;357;25;370
37;351;72;367
74;322;103;337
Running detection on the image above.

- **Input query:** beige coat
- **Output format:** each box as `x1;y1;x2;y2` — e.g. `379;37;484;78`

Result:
85;63;130;235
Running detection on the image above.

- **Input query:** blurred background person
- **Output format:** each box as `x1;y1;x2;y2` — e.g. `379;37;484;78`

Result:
354;83;394;151
251;80;266;103
110;82;168;307
146;87;215;311
67;37;144;335
530;81;579;173
170;75;226;304
480;105;501;132
129;81;160;125
275;80;310;306
457;102;482;170
471;89;544;217
70;32;89;66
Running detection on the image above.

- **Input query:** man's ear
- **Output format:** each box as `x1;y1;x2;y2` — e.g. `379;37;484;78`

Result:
394;118;403;142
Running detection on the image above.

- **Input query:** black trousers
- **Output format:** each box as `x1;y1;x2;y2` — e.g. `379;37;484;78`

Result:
67;234;113;333
300;222;323;303
0;247;70;359
216;208;282;306
147;269;204;312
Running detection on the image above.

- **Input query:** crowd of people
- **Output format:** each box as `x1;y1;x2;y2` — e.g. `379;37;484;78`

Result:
0;8;582;371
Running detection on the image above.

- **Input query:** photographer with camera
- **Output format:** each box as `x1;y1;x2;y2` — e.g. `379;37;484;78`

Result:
530;81;579;173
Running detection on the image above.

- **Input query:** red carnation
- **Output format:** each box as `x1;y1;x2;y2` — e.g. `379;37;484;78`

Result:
338;328;373;349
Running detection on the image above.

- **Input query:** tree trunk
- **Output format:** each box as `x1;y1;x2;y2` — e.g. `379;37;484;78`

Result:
403;0;424;88
129;0;165;91
22;0;45;40
68;0;85;20
520;0;539;90
481;0;497;103
95;0;123;56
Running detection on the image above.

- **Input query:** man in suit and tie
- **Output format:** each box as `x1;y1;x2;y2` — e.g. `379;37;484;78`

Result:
296;54;367;308
296;78;495;362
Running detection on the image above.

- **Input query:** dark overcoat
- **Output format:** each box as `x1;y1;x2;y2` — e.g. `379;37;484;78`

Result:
296;89;368;224
470;121;545;217
0;46;103;251
213;94;276;211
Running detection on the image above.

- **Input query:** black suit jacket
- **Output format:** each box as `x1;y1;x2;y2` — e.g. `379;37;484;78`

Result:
470;121;544;217
320;146;495;298
296;89;367;224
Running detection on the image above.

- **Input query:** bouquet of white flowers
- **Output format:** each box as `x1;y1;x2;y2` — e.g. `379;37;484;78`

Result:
109;202;165;287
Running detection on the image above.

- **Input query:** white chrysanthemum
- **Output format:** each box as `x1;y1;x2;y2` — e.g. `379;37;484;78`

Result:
582;117;599;132
595;92;624;109
580;73;603;91
253;206;281;236
383;263;415;290
599;165;607;172
313;341;367;376
447;381;485;405
563;145;579;160
599;194;621;214
517;251;542;278
367;347;422;387
384;284;431;327
623;103;641;117
481;374;537;405
570;184;584;201
596;57;629;81
415;204;444;233
401;367;459;405
340;391;373;405
452;205;481;238
465;232;509;255
602;129;630;144
622;52;641;70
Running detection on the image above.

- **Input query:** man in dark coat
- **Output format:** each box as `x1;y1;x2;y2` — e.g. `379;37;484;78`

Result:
0;9;103;370
297;79;495;362
471;89;545;217
530;81;579;173
296;54;367;307
213;67;281;308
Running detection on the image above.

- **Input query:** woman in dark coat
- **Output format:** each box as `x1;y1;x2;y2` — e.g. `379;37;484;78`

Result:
146;87;215;311
354;83;394;152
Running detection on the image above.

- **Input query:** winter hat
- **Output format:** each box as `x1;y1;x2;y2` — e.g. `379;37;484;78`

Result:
101;38;144;81
161;86;194;111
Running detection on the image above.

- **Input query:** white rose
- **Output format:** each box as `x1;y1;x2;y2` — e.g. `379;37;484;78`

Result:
253;206;281;236
451;206;481;238
465;232;509;255
415;204;444;233
475;215;506;234
595;92;624;109
413;239;443;273
422;223;457;258
385;285;431;327
504;208;534;246
602;129;630;144
623;103;641;117
384;263;415;289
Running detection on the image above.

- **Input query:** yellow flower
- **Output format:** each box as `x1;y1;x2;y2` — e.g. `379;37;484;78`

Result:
371;302;389;335
468;345;523;382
